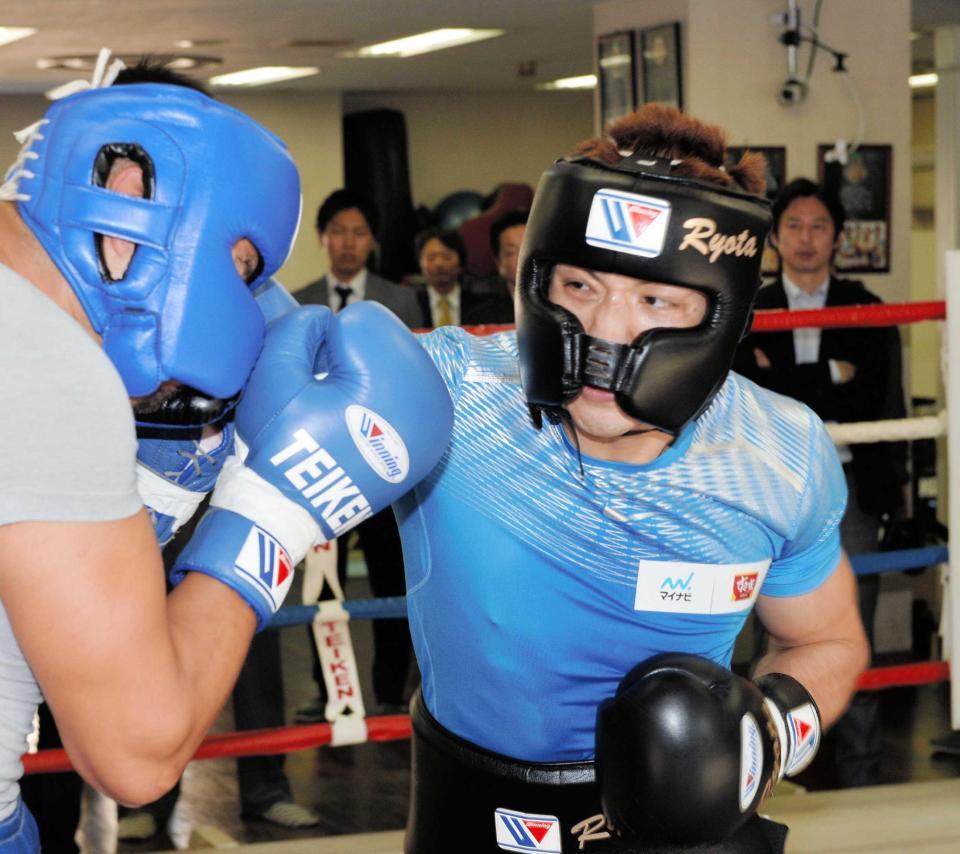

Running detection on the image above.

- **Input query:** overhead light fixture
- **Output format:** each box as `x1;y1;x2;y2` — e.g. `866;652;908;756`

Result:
345;28;504;58
536;74;597;91
38;53;222;73
209;66;319;87
909;72;938;89
0;26;36;47
174;38;226;49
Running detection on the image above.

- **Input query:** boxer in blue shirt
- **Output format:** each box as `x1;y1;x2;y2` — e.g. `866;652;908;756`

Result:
398;106;868;853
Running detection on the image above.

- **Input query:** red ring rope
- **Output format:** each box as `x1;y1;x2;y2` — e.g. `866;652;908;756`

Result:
435;300;946;338
855;660;951;691
750;301;945;332
22;659;952;775
22;715;413;775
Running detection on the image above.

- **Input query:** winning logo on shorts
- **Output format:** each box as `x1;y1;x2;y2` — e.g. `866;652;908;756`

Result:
345;405;409;484
494;808;562;852
235;526;293;612
585;189;671;258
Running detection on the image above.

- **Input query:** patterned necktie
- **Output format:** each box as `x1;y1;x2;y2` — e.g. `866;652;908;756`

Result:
334;285;353;313
435;295;453;327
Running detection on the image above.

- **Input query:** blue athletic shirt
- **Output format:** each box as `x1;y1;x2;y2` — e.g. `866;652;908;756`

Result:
395;327;846;763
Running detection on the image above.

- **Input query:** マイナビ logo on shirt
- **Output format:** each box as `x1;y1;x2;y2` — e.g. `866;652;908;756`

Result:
585;189;671;258
635;559;771;615
660;572;695;603
234;525;293;612
494;808;562;852
732;572;759;601
345;405;409;484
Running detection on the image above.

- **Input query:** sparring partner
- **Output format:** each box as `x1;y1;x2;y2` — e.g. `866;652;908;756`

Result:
0;55;451;850
396;105;869;853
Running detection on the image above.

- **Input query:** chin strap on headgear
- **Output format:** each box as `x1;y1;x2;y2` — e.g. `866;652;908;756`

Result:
4;50;303;428
516;154;772;435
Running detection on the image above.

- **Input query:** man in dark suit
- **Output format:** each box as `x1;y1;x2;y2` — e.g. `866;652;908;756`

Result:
735;178;908;788
295;189;418;720
489;209;528;299
297;189;421;327
413;227;513;328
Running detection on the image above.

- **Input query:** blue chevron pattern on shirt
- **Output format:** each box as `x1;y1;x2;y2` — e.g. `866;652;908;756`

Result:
396;327;846;762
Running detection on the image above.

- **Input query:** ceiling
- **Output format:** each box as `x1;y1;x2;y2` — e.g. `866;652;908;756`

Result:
0;1;953;96
0;0;596;94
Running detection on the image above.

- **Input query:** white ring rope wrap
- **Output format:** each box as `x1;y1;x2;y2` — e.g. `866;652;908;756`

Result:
825;411;947;445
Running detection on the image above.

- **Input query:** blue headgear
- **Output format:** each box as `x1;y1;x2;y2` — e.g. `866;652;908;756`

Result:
12;82;302;426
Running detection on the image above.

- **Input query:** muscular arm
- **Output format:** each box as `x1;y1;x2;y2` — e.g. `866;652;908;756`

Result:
752;552;869;727
0;511;256;806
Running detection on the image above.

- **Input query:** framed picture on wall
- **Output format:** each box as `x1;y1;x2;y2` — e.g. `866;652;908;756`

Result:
817;143;892;274
726;146;787;275
597;31;636;129
638;22;682;110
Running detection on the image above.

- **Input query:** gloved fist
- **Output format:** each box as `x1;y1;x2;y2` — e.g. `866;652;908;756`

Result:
595;653;820;846
172;303;453;628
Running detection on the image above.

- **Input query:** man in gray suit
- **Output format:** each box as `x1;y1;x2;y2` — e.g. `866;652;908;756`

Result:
295;189;418;722
297;188;421;327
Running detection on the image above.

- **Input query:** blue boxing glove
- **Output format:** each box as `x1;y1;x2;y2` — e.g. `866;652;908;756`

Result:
137;424;235;548
135;277;295;548
172;302;453;628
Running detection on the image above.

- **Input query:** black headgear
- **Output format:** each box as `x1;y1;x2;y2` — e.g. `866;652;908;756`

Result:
516;155;772;435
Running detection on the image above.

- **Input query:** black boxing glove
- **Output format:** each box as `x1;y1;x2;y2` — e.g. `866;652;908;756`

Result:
595;653;820;846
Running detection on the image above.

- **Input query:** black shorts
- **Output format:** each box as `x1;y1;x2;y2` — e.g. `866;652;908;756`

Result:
405;690;788;854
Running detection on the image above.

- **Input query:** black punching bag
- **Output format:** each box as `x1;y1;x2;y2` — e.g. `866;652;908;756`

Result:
343;108;418;282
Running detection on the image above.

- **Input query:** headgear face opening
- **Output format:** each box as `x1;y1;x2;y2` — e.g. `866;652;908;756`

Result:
516;156;772;435
14;83;303;428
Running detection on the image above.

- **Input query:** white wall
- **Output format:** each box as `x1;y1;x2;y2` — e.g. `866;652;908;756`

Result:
344;89;594;210
594;0;913;304
220;91;343;289
0;94;49;163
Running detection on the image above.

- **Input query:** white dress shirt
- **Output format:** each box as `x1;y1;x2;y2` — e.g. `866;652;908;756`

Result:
331;268;368;311
782;273;850;462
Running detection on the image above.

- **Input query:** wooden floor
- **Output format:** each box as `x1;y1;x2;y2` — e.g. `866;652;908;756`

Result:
62;566;960;853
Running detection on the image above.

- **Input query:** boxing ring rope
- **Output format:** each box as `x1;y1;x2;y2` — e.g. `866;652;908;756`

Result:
22;294;958;774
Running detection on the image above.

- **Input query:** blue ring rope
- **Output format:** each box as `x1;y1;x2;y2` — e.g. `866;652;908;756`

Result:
266;546;949;629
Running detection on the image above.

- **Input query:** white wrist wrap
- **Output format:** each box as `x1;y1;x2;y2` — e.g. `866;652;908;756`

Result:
136;463;206;534
210;437;325;565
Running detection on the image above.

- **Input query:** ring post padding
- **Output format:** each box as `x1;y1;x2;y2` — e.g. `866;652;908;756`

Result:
947;250;960;729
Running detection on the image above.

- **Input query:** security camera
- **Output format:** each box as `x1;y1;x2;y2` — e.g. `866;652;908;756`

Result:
777;77;808;106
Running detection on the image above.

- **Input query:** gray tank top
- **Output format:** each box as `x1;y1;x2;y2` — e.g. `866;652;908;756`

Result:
0;263;140;818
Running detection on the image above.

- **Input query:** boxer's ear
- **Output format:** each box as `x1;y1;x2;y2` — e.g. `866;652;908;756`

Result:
100;159;144;280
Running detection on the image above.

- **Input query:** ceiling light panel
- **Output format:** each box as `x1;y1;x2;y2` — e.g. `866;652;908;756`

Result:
0;27;36;47
536;74;597;91
209;66;319;87
347;28;504;58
